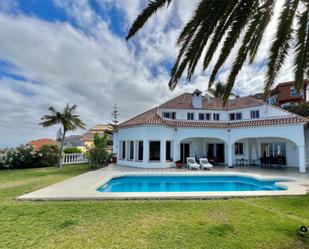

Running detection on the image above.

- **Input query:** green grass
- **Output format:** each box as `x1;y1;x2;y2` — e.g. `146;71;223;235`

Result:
1;166;309;249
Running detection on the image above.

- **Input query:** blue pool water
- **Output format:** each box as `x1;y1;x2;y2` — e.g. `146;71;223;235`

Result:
97;175;287;193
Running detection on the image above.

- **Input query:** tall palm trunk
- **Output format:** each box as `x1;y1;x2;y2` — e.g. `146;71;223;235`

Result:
58;130;66;168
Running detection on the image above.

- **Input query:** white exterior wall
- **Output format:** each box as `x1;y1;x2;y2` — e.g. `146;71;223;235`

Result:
160;104;291;121
114;123;307;172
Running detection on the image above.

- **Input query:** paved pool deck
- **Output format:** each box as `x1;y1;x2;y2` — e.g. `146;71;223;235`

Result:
17;164;309;201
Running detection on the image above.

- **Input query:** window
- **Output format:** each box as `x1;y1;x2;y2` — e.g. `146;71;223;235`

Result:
290;86;303;97
261;143;286;158
250;110;260;119
121;141;126;159
149;141;160;161
129;141;134;160
213;113;220;121
199;113;211;120
187;112;194;120
235;143;244;155
162;112;176;119
138;141;143;161
166;141;172;161
229;112;242;120
199;113;205;120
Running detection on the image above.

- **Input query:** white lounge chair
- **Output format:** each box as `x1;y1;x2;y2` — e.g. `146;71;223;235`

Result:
186;157;200;170
199;158;213;170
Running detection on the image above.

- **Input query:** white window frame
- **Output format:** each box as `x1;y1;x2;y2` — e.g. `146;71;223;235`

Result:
235;143;244;155
250;110;260;119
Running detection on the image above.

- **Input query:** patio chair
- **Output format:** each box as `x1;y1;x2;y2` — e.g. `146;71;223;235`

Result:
186;157;200;170
199;158;213;170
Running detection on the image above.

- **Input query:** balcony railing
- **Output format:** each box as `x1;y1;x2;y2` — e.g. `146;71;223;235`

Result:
62;153;89;165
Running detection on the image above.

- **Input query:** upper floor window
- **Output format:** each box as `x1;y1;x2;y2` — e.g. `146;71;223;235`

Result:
187;112;194;120
213;113;220;121
162;112;176;119
198;113;211;121
290;86;303;97
250;110;260;119
229;112;242;121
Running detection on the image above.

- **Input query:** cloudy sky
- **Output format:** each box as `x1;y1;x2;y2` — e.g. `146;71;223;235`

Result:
0;0;293;147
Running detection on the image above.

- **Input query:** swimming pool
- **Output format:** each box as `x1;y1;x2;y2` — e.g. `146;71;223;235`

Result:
97;175;287;193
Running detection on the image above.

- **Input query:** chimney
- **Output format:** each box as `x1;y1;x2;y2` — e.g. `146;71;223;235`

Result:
192;89;202;109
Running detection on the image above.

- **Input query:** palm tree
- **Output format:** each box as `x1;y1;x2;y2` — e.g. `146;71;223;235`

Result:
207;81;235;100
126;0;309;103
40;104;86;168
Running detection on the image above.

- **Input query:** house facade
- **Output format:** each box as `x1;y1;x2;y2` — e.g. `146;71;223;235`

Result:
113;90;309;173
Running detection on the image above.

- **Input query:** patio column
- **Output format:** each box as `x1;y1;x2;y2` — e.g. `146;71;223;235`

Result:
143;140;149;163
160;139;166;163
227;144;233;167
298;144;306;173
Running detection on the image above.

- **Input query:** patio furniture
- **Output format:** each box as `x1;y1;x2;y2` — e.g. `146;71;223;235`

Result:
199;158;213;170
186;157;200;170
236;158;248;166
260;156;286;169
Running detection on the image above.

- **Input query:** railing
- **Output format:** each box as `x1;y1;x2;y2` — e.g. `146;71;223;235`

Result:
62;153;89;165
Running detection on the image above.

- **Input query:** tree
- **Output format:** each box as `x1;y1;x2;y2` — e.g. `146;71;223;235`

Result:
207;81;235;100
126;0;309;103
86;133;111;168
110;104;119;130
40;104;86;168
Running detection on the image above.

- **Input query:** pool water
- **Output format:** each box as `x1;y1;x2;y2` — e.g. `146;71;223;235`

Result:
97;175;287;193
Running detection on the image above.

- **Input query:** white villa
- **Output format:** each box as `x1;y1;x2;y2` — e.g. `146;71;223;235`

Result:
113;90;309;173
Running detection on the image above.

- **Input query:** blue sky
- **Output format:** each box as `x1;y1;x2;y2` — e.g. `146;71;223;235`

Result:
0;0;293;147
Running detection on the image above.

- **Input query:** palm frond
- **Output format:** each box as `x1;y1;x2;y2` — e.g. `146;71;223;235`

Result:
264;0;299;98
294;2;309;91
126;0;173;40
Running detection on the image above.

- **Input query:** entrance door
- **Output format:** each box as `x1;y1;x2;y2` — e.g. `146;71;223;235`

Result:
216;144;225;163
207;143;225;163
180;143;190;163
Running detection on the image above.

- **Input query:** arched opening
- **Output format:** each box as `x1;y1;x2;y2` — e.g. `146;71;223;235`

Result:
232;137;299;168
178;137;227;165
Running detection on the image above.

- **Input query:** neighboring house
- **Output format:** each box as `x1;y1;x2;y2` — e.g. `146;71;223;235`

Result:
63;135;83;147
253;81;308;107
29;138;57;151
82;124;113;151
113;89;309;173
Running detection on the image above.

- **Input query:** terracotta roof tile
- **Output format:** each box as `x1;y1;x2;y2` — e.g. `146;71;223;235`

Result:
159;93;264;110
29;139;57;151
118;92;308;129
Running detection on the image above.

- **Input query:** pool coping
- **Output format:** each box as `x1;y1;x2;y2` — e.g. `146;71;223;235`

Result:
17;169;307;201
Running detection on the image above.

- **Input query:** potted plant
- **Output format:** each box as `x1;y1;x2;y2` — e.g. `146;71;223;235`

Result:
175;160;183;169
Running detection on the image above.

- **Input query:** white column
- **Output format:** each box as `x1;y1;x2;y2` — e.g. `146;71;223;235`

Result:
160;140;166;164
227;143;233;167
298;144;306;173
143;140;149;163
173;142;179;162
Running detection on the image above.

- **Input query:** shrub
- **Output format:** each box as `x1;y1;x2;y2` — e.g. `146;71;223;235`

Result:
86;133;111;168
63;147;82;154
3;144;40;169
37;144;59;167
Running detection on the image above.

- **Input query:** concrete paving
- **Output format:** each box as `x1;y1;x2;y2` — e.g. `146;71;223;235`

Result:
17;164;309;201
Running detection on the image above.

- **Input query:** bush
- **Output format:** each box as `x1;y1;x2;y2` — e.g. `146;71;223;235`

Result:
1;144;60;169
86;133;111;169
37;144;59;167
3;144;40;169
63;147;82;154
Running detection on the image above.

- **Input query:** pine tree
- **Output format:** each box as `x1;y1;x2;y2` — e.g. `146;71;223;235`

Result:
110;104;119;130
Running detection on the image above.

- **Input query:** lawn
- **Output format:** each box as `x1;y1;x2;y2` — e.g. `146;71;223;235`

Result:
0;165;309;249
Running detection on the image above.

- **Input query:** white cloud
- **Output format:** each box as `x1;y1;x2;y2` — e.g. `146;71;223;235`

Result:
0;0;296;147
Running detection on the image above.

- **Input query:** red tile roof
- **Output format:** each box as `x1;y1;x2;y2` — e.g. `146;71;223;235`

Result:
118;93;308;129
159;93;264;110
29;139;57;151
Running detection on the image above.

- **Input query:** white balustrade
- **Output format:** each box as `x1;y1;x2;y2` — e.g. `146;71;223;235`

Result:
62;153;89;165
